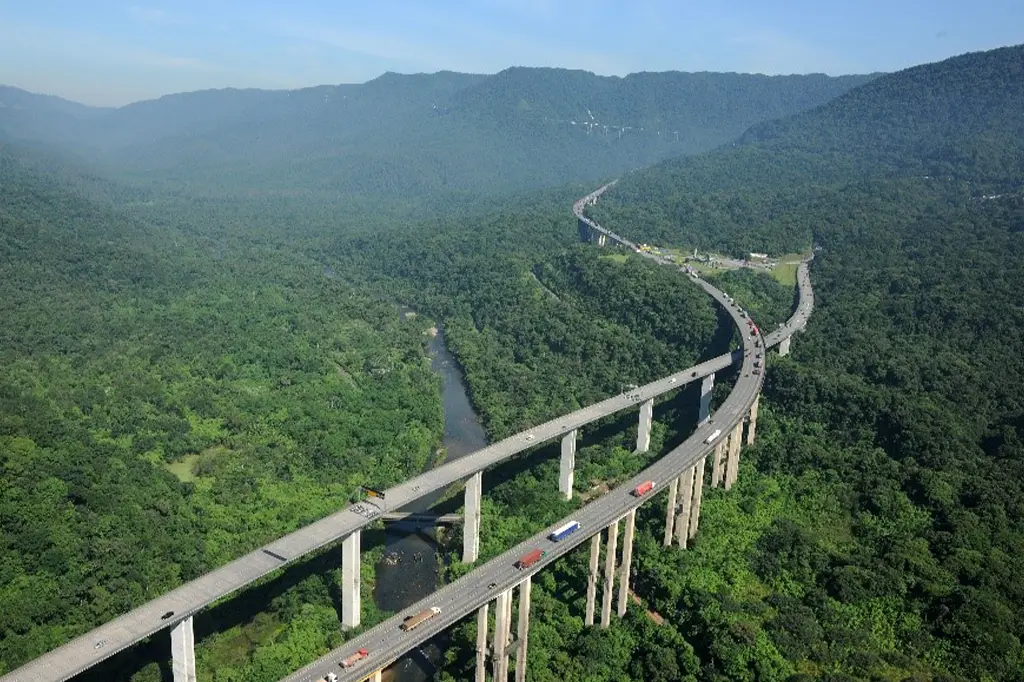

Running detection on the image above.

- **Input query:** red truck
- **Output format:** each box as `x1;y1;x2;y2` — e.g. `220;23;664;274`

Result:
633;480;655;497
516;549;546;570
340;649;369;668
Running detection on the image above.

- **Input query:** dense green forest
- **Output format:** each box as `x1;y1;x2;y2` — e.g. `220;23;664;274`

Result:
0;68;873;201
0;148;447;678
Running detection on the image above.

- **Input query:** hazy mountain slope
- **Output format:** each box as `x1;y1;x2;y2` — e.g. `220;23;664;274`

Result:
592;44;1024;254
0;68;876;200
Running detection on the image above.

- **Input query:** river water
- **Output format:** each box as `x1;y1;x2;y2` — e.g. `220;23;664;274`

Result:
373;316;488;682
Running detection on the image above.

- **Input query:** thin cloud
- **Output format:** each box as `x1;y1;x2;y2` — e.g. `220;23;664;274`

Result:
124;5;189;25
272;15;631;77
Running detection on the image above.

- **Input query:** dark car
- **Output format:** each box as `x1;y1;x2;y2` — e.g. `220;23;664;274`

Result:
161;611;175;620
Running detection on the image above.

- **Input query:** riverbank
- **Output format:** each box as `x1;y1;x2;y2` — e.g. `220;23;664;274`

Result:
373;315;488;682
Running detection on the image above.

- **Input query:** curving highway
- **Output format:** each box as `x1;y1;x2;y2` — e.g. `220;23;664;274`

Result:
278;195;814;682
1;182;812;682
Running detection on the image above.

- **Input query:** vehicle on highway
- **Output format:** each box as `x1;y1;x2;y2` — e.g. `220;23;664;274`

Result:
400;606;442;631
160;611;175;620
321;673;338;682
340;648;369;668
633;480;655;497
549;521;581;542
753;369;762;375
704;429;722;444
515;549;546;570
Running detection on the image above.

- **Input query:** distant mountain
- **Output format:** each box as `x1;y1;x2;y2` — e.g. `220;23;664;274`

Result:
0;68;877;200
610;45;1024;197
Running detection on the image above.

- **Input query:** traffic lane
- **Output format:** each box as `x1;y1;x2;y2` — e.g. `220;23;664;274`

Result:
2;544;289;682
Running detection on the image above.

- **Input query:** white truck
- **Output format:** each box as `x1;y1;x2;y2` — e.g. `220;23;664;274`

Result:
704;429;722;444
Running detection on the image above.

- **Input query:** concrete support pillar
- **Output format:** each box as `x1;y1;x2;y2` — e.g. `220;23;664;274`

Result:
463;471;483;563
584;534;600;626
170;616;197;682
635;398;654;454
370;671;382;682
559;430;577;501
746;394;760;446
492;588;513;681
711;441;726;488
514;577;532;682
674;467;696;549
698;373;715;425
724;423;742;490
662;476;679;547
616;509;636;617
600;519;620;628
475;603;489;682
341;530;361;629
779;335;791;357
689;456;706;539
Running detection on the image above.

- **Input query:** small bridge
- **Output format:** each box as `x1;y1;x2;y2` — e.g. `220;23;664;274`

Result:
379;512;463;526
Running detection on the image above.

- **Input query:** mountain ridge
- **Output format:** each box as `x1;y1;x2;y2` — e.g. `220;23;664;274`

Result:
0;66;879;200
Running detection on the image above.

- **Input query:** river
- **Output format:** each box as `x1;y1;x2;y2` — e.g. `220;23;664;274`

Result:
373;314;488;682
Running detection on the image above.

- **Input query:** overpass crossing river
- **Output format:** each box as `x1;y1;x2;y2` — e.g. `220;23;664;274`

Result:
0;184;813;682
282;254;814;678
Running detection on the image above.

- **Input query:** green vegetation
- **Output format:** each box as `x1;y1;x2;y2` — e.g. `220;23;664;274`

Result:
1;69;874;201
0;148;444;678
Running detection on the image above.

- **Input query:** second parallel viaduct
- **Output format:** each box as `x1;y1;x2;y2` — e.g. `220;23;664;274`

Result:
0;181;812;682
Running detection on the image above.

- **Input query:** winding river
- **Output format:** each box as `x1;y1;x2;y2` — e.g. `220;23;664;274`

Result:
373;315;488;682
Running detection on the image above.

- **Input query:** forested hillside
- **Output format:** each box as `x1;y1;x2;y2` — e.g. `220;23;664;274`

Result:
546;44;1024;682
331;200;724;439
592;44;1024;256
0;68;874;200
0;148;447;677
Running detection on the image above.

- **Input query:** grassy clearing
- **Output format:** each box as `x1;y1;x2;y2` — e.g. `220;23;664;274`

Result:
166;453;201;482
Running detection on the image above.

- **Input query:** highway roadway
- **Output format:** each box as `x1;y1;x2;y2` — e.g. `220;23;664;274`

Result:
1;185;811;682
279;263;814;681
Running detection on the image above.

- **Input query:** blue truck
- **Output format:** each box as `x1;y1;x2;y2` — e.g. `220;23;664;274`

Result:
549;521;581;542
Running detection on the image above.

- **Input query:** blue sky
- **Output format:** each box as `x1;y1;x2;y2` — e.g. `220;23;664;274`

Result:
1;0;1021;106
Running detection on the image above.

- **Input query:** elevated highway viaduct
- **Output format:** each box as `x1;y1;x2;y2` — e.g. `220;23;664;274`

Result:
281;193;814;682
0;183;813;682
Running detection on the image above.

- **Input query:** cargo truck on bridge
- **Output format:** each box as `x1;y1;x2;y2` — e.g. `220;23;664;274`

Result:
339;648;369;668
400;607;441;632
549;521;581;542
633;481;655;497
516;549;546;570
